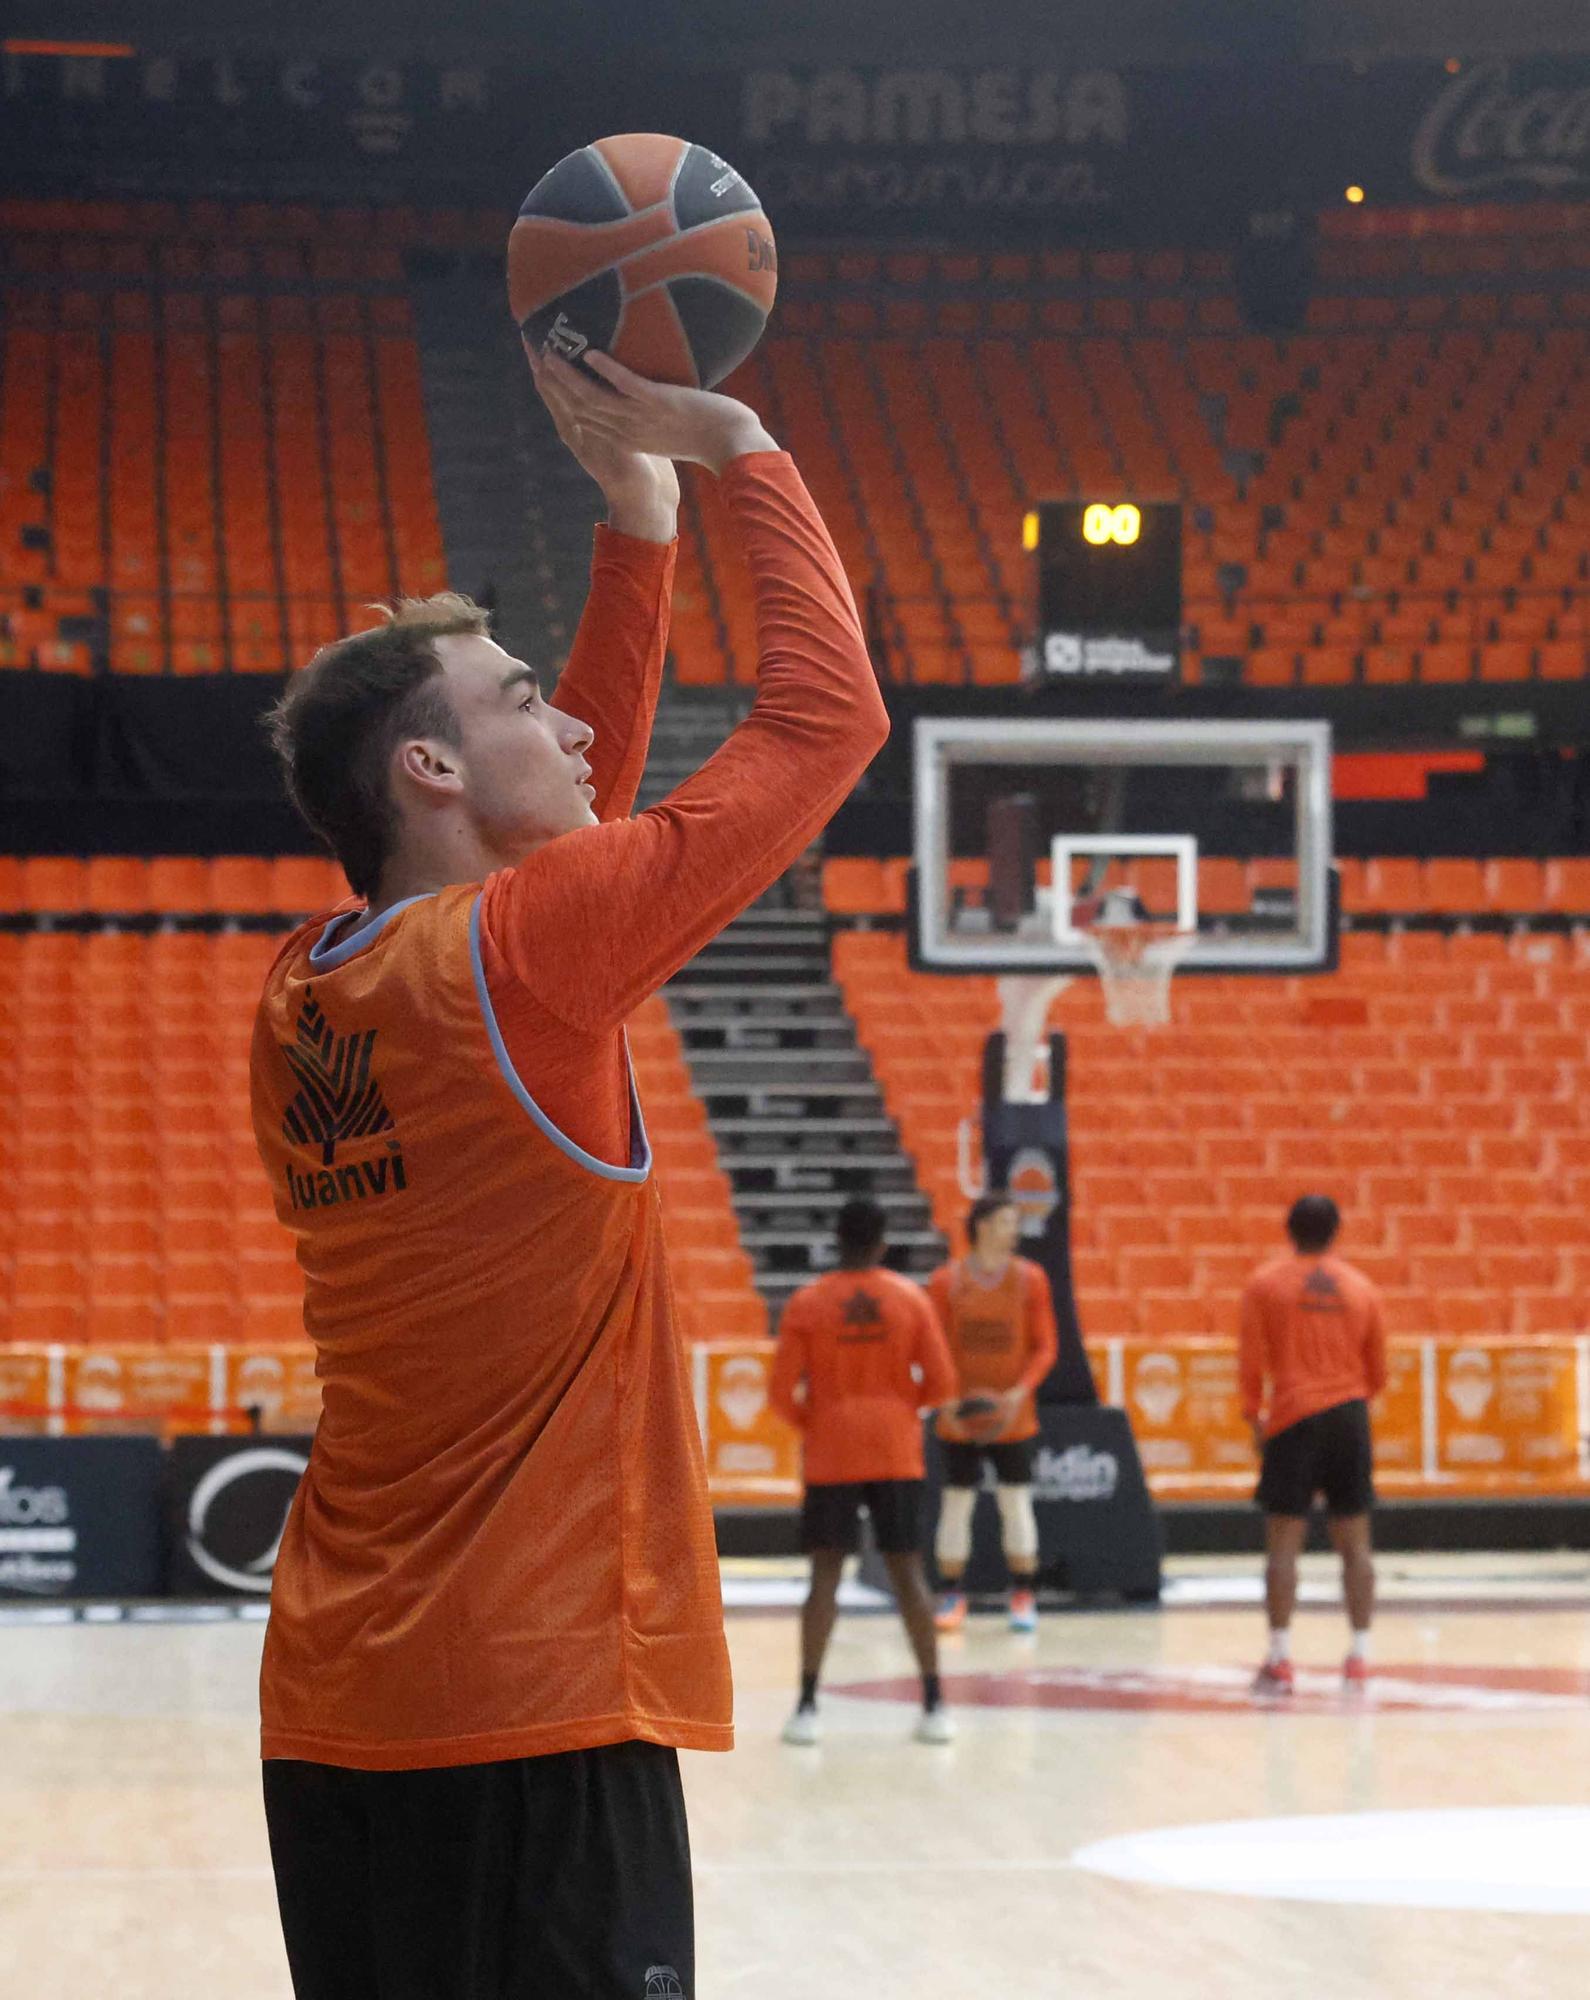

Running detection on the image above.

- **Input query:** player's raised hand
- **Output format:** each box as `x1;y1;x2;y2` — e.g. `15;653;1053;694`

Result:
535;349;777;476
529;347;679;541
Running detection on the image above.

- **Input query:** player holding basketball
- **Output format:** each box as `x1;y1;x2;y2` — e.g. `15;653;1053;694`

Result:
252;348;887;1998
927;1193;1059;1633
1242;1195;1387;1693
770;1197;960;1746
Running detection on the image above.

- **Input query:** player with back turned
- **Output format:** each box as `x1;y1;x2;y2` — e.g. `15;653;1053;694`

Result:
249;347;887;1999
769;1197;960;1747
1242;1195;1387;1693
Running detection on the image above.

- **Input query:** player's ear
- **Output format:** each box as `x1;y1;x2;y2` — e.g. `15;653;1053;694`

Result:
394;736;465;802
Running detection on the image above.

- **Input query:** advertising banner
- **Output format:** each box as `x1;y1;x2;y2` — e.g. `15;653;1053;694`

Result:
1120;1339;1252;1483
0;50;1235;239
1436;1341;1583;1480
219;1348;322;1432
62;1344;216;1432
1370;1339;1425;1476
694;1342;801;1503
922;1404;1161;1598
0;1436;163;1598
165;1433;314;1595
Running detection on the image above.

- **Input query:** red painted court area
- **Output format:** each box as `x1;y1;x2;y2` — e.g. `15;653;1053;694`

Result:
834;1663;1590;1717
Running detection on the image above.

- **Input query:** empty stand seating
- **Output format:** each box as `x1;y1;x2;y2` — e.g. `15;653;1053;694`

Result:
828;854;1590;924
6;198;1587;689
1;203;447;675
836;925;1590;1353
668;212;1590;687
0;917;762;1357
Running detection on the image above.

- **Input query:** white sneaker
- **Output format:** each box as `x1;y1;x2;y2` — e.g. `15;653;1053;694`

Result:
913;1707;955;1745
781;1705;821;1746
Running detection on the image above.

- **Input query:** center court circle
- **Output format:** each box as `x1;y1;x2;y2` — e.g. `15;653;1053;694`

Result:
1074;1805;1590;1915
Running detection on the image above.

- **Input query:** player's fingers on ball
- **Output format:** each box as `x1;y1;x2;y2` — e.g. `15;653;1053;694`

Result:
582;350;646;398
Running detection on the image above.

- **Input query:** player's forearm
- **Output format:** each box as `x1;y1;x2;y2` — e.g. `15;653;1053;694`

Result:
553;530;675;821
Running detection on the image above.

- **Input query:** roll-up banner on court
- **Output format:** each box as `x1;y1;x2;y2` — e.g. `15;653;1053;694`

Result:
8;49;1585;226
0;1437;163;1599
693;1343;803;1505
921;1406;1163;1600
164;1434;314;1596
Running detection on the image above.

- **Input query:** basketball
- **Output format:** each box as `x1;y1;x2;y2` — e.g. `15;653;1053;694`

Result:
507;133;778;389
954;1393;1004;1438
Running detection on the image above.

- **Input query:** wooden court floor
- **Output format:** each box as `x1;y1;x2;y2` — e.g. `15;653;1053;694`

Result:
2;1554;1588;1998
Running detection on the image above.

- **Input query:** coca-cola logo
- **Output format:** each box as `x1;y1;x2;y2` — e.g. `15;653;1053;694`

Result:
1413;60;1590;197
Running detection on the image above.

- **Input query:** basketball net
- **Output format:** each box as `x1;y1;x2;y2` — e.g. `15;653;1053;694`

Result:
1082;919;1194;1028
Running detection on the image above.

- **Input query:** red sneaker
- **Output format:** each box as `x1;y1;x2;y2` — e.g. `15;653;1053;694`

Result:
1342;1654;1370;1687
1253;1659;1295;1694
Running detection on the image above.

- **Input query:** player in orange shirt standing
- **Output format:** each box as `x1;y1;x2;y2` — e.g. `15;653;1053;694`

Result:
770;1198;960;1746
926;1193;1059;1634
1240;1195;1388;1694
252;349;888;1998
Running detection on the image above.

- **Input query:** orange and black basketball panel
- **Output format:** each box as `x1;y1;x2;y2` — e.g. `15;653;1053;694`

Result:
507;132;778;389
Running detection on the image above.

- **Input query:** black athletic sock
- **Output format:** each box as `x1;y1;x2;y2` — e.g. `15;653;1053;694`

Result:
798;1672;818;1711
922;1673;942;1714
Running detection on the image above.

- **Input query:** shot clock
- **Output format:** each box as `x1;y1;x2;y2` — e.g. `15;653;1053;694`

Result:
1024;500;1182;682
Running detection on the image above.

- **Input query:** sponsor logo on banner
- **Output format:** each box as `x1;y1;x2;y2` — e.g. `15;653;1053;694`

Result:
1044;631;1176;677
1412;60;1590;198
0;53;489;158
184;1445;309;1593
1033;1443;1119;1503
0;1465;76;1592
1007;1147;1060;1238
716;1355;768;1432
1132;1351;1182;1427
739;67;1127;218
1446;1348;1495;1424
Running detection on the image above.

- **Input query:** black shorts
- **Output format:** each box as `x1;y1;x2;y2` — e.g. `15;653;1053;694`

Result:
801;1478;924;1555
263;1740;692;2000
1257;1398;1375;1519
940;1437;1036;1489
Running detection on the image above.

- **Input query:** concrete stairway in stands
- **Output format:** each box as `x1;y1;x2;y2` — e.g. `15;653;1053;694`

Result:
408;266;600;681
666;900;944;1323
634;684;749;812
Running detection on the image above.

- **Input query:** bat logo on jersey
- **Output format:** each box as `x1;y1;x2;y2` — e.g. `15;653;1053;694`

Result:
282;987;394;1166
839;1289;886;1342
280;988;408;1211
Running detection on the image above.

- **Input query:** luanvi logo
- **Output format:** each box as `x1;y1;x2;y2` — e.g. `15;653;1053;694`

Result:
282;988;407;1211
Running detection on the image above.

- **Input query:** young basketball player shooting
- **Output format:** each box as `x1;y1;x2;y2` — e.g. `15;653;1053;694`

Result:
1242;1195;1387;1693
926;1194;1059;1633
252;347;888;1998
770;1198;960;1746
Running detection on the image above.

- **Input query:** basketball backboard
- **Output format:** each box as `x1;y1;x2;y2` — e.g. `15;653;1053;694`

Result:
912;718;1335;977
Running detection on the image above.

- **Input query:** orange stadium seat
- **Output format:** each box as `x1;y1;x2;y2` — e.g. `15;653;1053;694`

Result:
0;955;757;1376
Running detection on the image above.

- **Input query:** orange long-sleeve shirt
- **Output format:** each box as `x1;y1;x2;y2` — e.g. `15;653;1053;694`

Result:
926;1256;1059;1444
1238;1253;1388;1439
770;1265;958;1485
250;452;888;1771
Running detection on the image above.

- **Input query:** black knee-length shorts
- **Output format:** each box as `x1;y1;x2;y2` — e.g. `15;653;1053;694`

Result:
264;1739;693;1999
